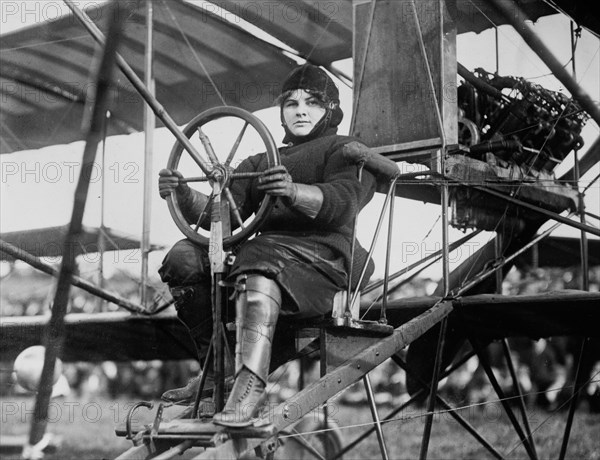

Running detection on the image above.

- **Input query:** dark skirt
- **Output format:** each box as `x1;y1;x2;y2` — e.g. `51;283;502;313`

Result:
229;233;348;318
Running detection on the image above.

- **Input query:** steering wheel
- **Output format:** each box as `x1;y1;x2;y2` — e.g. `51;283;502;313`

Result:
166;106;280;249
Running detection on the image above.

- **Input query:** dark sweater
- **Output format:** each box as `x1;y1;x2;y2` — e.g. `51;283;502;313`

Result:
182;133;377;288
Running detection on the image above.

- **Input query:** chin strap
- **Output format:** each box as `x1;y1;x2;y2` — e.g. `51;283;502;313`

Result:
289;184;324;219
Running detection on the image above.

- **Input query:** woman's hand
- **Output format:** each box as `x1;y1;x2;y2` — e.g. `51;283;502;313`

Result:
257;165;297;202
259;165;323;218
158;169;189;199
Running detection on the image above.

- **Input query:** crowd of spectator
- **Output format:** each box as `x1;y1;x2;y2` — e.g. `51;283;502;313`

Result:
2;263;599;413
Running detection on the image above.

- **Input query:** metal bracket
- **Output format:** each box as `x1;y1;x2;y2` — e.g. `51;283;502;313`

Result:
255;436;279;459
125;401;153;446
148;403;165;453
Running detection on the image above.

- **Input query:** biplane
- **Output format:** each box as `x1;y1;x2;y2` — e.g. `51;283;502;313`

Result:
1;0;599;459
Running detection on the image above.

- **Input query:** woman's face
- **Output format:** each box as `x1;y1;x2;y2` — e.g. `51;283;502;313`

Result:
282;89;327;137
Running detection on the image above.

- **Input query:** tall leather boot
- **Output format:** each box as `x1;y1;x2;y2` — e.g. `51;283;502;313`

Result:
162;284;218;404
213;275;280;427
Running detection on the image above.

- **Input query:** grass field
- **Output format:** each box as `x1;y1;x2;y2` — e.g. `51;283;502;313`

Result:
1;394;599;459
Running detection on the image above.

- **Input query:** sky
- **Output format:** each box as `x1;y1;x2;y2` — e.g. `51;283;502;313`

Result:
0;1;599;290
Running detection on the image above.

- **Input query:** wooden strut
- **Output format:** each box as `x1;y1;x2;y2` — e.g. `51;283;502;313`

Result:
0;239;148;315
25;3;127;455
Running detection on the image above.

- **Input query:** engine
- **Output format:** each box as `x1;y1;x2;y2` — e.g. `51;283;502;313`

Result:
449;68;589;232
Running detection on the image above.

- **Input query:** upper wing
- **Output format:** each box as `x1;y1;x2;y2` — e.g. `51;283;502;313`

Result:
0;0;299;153
3;0;597;154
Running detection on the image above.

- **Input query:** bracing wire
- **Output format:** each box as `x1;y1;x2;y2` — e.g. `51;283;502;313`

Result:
505;369;600;455
0;34;93;52
277;372;600;455
160;0;227;106
303;3;334;63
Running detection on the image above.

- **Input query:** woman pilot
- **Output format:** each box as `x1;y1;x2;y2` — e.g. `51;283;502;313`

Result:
158;64;376;427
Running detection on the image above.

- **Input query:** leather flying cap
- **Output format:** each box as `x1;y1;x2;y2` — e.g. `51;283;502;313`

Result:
281;64;339;102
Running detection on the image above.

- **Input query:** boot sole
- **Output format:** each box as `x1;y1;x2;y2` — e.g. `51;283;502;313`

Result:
212;392;268;428
162;378;234;406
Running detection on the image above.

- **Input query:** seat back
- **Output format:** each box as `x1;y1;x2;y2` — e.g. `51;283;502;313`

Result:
339;142;400;326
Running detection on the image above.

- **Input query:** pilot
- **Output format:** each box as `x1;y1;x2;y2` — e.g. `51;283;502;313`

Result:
158;64;376;427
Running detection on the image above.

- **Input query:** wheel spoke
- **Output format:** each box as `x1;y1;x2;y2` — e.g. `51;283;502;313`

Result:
223;187;245;229
224;121;249;167
229;171;263;180
180;175;210;183
196;127;220;165
194;191;215;232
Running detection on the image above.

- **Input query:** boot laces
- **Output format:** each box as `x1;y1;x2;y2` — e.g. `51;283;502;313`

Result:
235;372;256;402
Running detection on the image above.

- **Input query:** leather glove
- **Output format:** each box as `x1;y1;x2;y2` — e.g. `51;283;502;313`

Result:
257;165;323;219
257;165;296;201
158;169;190;200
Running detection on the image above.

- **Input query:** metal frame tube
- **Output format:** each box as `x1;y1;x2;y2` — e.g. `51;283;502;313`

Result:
350;177;396;308
363;374;390;460
468;338;538;460
502;339;537;457
558;338;588;460
469;184;600;237
410;3;451;453
363;230;482;295
413;169;600;237
419;316;448;460
489;0;600;127
393;354;504;460
386;172;599;238
381;179;398;321
346;165;363;317
558;23;590;456
494;233;503;294
332;350;477;460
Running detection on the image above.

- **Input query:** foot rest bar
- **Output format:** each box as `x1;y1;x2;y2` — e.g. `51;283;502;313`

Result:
328;317;394;335
116;420;277;441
